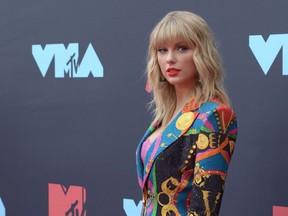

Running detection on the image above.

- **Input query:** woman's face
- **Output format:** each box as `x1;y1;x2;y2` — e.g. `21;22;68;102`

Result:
157;39;197;90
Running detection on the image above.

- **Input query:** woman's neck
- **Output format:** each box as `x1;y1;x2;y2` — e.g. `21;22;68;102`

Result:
174;86;195;112
161;86;196;127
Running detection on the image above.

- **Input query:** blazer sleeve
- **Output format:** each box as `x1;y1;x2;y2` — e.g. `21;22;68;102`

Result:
187;105;238;216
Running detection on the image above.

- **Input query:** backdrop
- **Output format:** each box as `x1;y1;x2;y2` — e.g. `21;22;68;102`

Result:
0;0;288;215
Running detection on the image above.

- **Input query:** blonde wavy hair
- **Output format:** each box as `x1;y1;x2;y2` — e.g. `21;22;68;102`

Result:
146;11;230;125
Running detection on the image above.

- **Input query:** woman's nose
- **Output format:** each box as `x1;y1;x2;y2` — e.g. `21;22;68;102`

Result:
166;51;176;64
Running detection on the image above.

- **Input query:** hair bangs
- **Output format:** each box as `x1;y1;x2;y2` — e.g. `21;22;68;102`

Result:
151;17;193;50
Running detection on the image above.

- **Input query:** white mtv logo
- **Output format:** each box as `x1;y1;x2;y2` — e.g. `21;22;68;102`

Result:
32;43;103;78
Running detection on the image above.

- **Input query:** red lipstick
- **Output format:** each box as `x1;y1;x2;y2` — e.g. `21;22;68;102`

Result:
166;67;180;77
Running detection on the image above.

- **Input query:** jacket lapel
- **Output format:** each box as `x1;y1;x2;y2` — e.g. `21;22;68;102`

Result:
136;98;200;189
136;123;158;188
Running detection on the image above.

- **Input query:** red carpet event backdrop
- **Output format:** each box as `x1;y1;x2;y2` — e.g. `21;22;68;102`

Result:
0;1;288;215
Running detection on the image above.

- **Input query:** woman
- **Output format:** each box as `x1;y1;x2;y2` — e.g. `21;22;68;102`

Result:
136;11;238;216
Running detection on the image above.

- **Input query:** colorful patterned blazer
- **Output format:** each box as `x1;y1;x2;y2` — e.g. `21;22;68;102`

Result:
136;99;237;216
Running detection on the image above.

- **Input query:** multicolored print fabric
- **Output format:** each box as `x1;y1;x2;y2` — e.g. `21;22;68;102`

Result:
136;99;237;216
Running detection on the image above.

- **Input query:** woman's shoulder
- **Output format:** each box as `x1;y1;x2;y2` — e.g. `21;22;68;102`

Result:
198;100;236;120
196;100;237;135
198;100;230;111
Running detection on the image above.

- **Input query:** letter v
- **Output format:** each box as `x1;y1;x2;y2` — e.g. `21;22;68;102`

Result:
32;44;55;77
0;197;5;216
249;34;285;75
123;199;142;216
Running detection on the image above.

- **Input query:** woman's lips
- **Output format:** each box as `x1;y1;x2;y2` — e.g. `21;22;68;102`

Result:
167;71;179;77
166;67;180;77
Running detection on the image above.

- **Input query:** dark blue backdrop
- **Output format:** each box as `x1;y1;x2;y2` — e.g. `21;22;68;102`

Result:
0;0;288;215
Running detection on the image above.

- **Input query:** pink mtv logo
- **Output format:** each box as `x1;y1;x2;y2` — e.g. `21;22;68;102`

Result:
49;183;86;216
273;206;288;216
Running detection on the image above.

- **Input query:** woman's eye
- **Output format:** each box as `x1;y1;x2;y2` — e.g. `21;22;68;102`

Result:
178;46;188;52
157;48;167;53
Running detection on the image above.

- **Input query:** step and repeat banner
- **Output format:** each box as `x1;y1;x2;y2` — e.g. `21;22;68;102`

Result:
0;0;288;215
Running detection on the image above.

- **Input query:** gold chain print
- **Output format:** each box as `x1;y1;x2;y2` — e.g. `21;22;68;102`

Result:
157;177;181;216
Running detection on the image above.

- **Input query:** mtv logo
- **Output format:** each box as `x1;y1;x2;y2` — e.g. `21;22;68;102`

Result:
273;205;288;216
48;183;86;216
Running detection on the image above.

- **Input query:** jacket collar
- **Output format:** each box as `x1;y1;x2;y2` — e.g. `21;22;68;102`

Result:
136;98;200;189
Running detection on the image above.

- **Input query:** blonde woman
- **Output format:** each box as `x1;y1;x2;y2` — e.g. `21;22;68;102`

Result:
136;11;237;216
